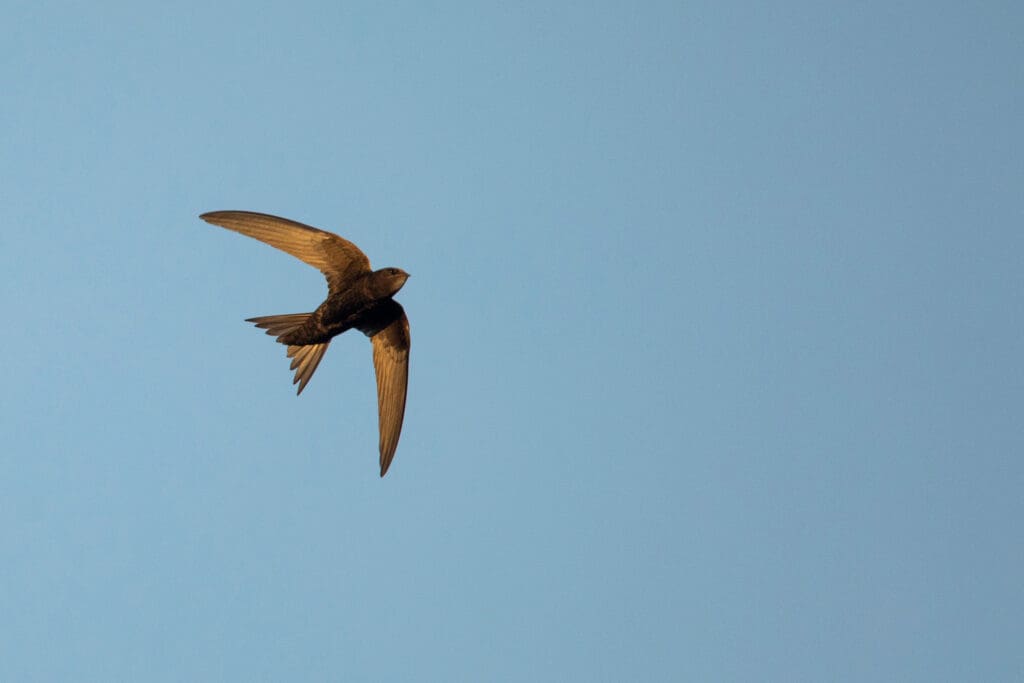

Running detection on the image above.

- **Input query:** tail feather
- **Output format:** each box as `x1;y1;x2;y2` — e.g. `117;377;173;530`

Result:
247;313;329;395
286;343;330;395
246;312;313;337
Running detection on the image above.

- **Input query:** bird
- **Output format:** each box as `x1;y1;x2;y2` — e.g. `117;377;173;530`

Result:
200;210;410;477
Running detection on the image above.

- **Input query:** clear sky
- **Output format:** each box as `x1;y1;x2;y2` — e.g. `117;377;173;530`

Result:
2;2;1022;680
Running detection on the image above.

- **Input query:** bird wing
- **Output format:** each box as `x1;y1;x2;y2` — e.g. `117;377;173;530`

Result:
370;308;410;477
200;211;372;292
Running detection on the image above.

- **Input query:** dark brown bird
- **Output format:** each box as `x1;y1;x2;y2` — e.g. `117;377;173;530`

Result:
200;210;410;477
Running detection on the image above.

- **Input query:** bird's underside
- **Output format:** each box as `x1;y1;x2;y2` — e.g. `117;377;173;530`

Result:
200;210;411;476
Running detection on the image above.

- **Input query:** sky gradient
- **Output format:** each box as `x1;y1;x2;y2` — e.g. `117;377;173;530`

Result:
2;2;1022;680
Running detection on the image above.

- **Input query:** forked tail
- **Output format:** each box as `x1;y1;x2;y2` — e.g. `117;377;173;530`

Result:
246;313;330;395
247;313;314;338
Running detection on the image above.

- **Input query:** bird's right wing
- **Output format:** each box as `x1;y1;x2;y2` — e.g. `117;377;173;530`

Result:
200;211;372;291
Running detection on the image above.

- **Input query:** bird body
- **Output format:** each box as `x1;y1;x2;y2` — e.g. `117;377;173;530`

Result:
272;273;408;345
200;211;411;476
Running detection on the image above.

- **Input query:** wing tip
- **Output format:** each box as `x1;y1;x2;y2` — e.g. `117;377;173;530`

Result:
199;210;253;225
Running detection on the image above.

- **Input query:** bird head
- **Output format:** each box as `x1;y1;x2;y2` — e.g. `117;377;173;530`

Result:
370;267;410;297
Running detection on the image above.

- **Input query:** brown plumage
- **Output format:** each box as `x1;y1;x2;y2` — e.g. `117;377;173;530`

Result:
200;210;411;477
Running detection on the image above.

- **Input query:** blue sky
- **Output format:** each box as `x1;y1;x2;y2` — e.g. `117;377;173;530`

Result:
2;2;1022;680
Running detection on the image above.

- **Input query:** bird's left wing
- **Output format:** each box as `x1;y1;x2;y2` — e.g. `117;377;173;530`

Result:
369;308;410;477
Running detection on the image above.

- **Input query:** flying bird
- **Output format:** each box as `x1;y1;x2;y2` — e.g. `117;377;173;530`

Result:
200;210;410;477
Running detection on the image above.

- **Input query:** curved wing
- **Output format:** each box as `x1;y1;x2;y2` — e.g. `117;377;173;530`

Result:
201;211;372;292
370;308;410;477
